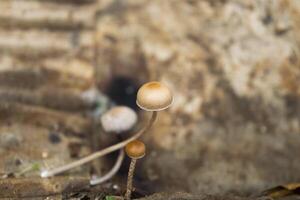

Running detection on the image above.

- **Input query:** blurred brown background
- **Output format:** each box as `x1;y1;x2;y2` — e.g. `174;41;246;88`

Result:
0;0;299;199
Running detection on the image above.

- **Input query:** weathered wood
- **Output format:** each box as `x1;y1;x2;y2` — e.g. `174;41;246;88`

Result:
0;30;70;56
0;102;90;134
0;68;93;92
11;0;96;5
0;88;92;112
0;2;100;199
2;0;96;3
0;1;96;30
0;30;94;57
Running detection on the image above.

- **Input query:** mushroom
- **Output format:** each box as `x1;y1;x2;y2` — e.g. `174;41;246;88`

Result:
40;81;173;178
136;81;173;111
124;140;146;200
101;106;137;134
90;106;137;185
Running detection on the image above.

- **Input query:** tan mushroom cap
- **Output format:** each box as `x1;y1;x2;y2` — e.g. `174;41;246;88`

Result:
136;81;173;111
125;140;146;159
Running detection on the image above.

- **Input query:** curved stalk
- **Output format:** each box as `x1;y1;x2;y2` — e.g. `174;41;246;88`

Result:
90;149;124;185
41;111;157;178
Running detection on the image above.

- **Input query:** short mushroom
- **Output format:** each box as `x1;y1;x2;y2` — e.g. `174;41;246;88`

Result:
124;140;146;200
40;81;172;178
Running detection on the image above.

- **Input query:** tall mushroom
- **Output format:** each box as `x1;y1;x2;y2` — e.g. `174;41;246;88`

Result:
40;81;173;178
136;81;173;112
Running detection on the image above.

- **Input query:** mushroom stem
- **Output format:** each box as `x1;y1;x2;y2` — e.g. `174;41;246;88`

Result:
125;158;137;200
90;149;125;185
40;112;157;178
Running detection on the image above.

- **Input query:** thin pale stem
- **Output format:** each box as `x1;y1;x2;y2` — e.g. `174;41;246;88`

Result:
125;158;137;200
90;149;124;185
41;111;157;178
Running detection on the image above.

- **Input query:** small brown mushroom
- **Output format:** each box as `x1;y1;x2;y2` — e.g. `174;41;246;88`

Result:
125;140;146;159
124;140;146;200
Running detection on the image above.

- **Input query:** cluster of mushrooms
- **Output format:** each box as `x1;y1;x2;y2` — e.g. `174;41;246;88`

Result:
40;81;173;200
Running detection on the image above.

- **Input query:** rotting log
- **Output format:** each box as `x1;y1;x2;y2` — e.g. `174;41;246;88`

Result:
0;88;91;112
0;0;96;92
10;0;96;5
0;1;96;30
0;30;94;58
0;1;101;198
0;102;90;135
0;68;93;92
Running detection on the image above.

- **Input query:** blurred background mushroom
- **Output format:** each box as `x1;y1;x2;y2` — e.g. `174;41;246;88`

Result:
90;106;137;185
101;106;137;134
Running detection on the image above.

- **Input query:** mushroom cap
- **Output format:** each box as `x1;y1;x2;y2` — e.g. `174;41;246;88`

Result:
101;106;137;133
125;140;146;159
136;81;173;111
